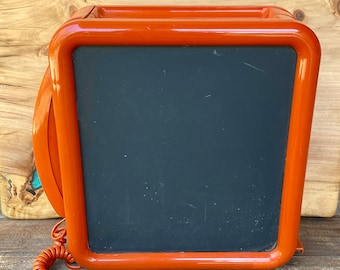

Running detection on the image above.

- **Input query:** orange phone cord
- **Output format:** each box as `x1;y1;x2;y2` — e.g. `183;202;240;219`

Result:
33;218;82;270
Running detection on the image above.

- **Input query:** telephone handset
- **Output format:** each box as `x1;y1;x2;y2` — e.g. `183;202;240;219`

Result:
33;67;64;217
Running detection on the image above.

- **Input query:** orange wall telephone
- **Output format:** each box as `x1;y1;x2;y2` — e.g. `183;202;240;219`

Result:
33;5;320;269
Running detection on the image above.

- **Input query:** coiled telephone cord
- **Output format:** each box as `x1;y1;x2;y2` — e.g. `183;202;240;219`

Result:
33;218;81;269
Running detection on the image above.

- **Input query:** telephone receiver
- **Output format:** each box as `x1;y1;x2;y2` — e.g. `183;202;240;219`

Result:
33;67;65;217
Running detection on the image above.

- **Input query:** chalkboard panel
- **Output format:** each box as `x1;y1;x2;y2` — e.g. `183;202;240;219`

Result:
72;46;296;253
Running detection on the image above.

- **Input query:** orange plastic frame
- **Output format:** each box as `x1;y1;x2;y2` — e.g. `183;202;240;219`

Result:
33;5;320;270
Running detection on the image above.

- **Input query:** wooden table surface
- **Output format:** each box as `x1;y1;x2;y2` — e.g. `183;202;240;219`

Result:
1;200;339;270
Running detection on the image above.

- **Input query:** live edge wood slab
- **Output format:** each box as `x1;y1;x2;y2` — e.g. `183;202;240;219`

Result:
0;0;340;218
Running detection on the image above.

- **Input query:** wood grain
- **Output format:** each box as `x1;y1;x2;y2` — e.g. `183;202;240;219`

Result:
0;0;339;218
0;205;339;270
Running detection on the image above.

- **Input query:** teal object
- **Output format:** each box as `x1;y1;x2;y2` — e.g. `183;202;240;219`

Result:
31;170;42;190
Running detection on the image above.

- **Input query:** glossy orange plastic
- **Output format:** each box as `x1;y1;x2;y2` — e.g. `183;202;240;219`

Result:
33;5;320;269
33;67;64;217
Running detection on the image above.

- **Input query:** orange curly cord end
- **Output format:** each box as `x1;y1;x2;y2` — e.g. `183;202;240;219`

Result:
33;218;82;270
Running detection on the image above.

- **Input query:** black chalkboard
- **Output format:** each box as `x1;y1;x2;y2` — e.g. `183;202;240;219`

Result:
72;46;296;253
